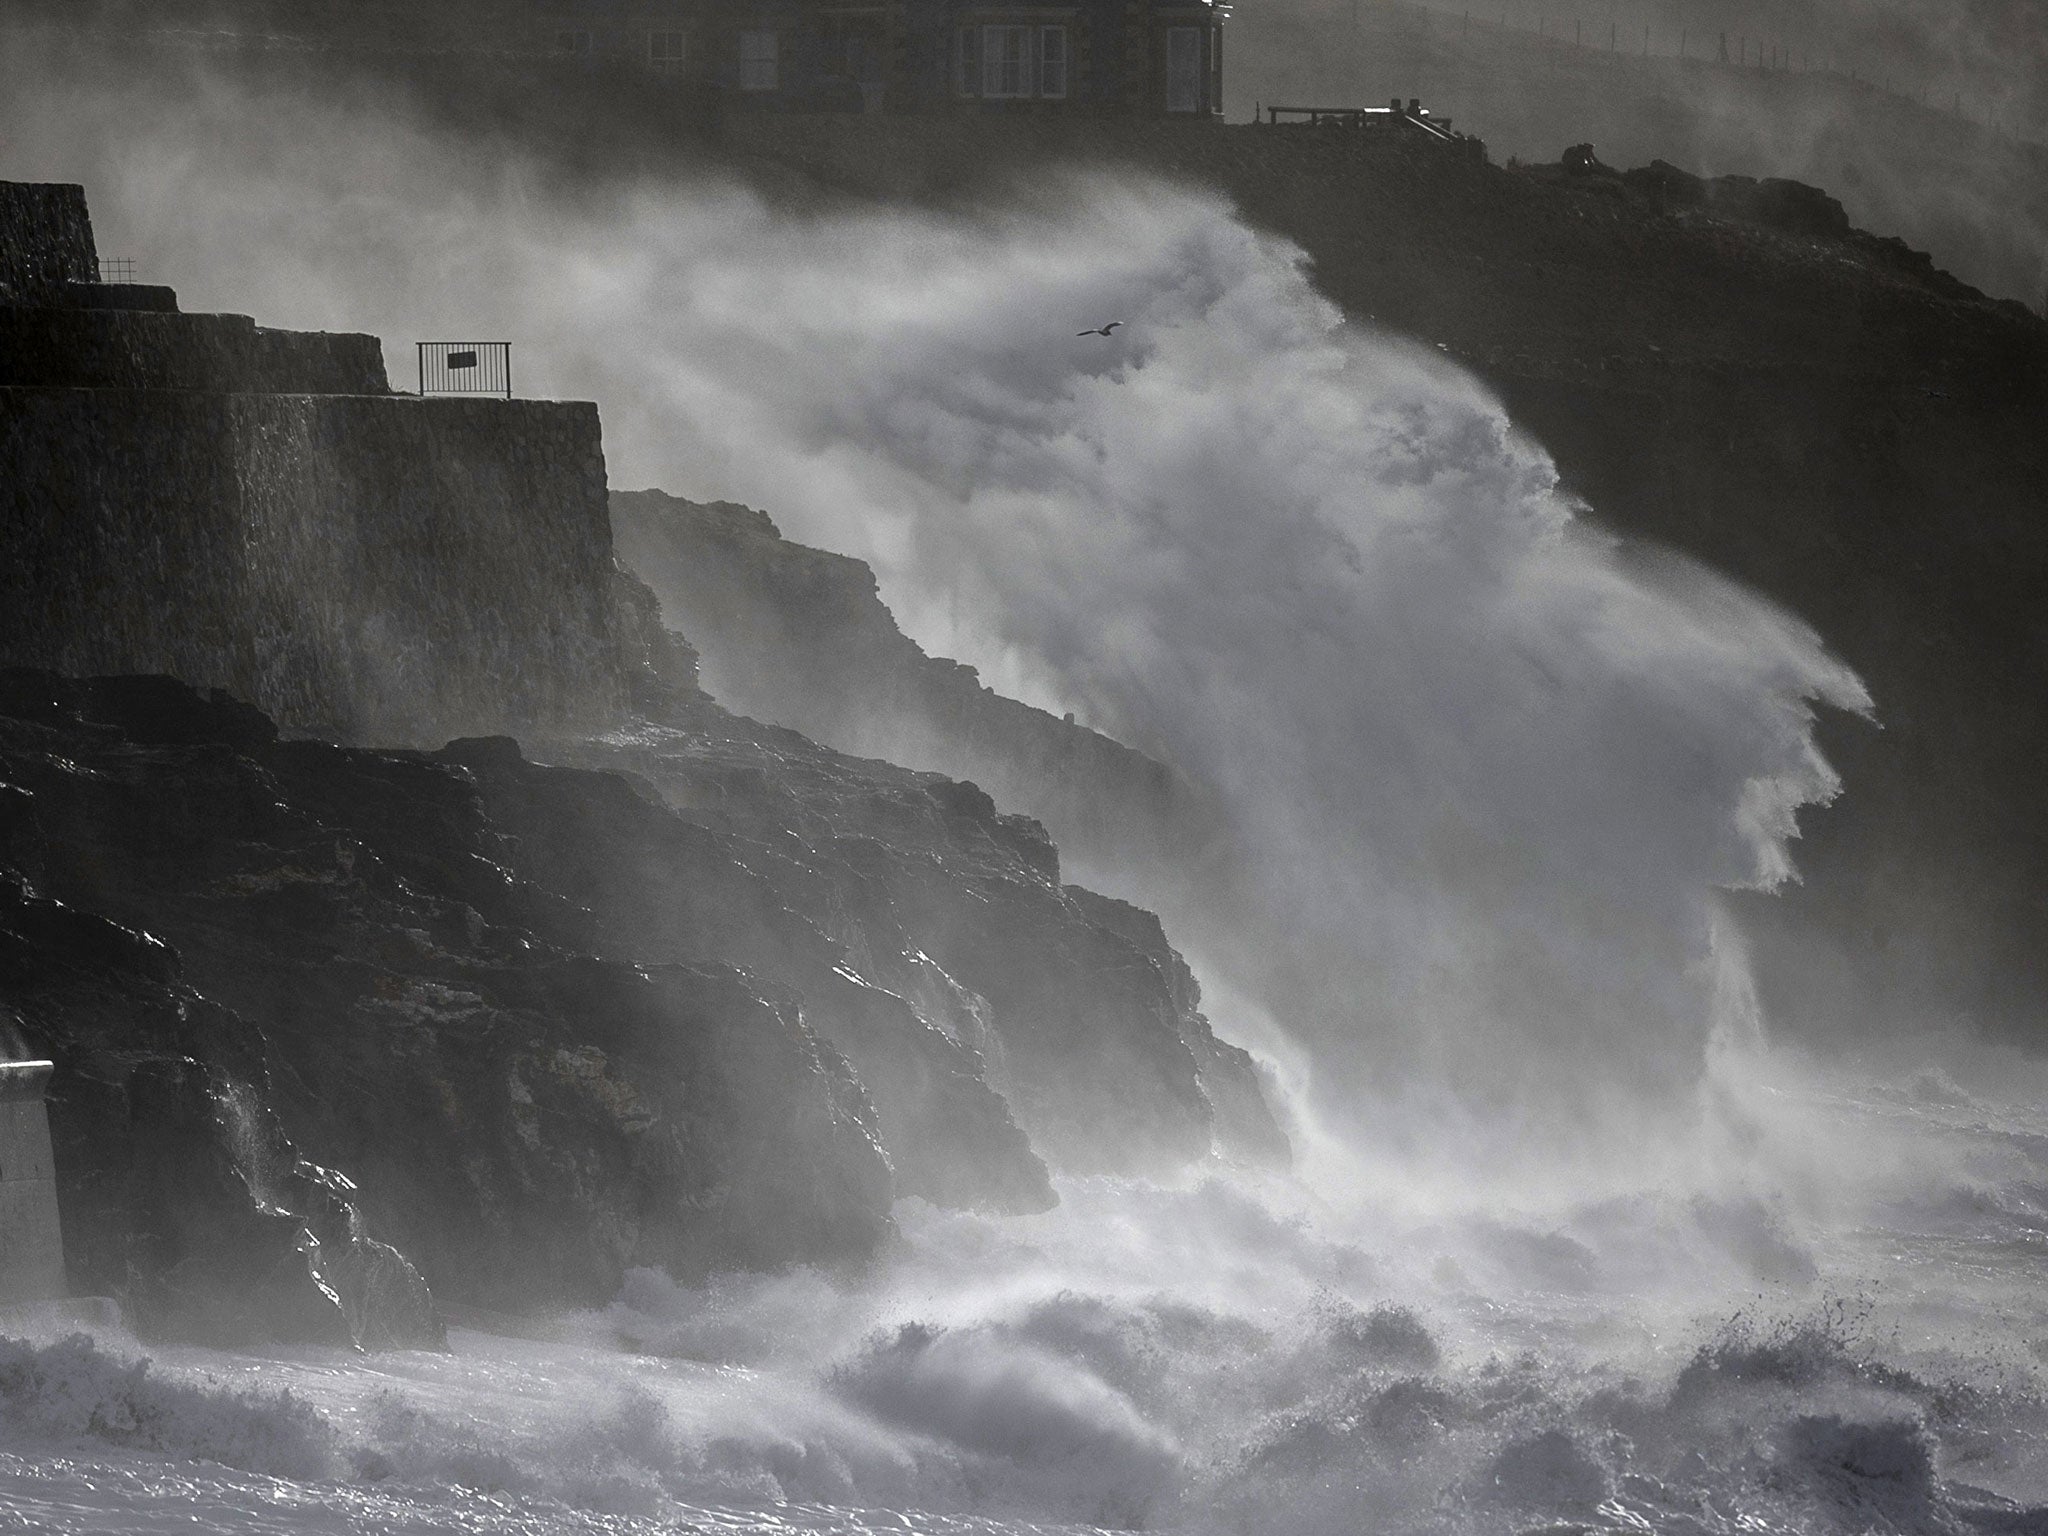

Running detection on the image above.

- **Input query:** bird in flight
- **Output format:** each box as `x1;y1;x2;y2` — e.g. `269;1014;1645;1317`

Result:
1077;321;1125;337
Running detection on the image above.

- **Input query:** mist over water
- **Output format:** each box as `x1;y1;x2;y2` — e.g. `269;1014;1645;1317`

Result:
7;44;2048;1536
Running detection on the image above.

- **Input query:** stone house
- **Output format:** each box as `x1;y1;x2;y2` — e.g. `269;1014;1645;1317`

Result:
531;0;1225;116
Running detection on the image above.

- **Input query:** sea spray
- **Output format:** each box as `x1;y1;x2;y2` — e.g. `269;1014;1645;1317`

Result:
11;69;1871;1162
12;48;2048;1536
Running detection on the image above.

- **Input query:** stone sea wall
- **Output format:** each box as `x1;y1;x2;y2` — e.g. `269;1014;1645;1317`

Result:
0;178;627;745
0;182;94;300
0;304;390;394
1;388;625;742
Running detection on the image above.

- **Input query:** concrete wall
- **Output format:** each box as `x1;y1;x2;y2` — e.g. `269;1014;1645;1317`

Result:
0;178;627;745
0;389;627;742
0;1062;66;1306
0;306;390;395
0;183;95;301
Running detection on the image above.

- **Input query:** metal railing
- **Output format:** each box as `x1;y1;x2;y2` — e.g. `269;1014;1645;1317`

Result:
418;341;513;399
97;257;136;283
1262;102;1458;140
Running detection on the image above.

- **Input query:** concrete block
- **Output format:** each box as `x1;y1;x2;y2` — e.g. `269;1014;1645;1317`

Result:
0;1062;66;1305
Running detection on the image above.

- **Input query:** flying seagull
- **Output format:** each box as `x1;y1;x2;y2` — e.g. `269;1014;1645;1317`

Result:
1077;321;1125;337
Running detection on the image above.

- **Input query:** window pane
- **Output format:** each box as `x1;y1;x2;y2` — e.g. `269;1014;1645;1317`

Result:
648;31;686;71
1166;27;1202;111
1040;26;1067;98
982;26;1027;97
740;30;778;90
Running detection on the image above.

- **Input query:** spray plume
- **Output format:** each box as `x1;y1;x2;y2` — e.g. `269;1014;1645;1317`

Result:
0;45;1871;1189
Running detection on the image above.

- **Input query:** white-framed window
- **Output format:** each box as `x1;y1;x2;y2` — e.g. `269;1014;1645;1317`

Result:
1165;25;1203;112
955;25;979;95
556;29;592;56
739;29;779;91
1039;25;1067;99
648;30;687;73
981;25;1030;98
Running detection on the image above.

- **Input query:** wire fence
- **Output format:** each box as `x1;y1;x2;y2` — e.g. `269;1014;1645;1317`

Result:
418;341;513;399
96;257;136;282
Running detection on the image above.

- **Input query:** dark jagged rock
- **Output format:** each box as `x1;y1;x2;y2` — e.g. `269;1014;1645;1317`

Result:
535;691;1288;1177
0;671;897;1333
612;564;705;702
609;491;1196;871
0;873;437;1348
1616;166;1853;241
0;658;1284;1337
0;659;1290;1341
605;497;1290;1167
1065;886;1290;1167
433;734;1056;1214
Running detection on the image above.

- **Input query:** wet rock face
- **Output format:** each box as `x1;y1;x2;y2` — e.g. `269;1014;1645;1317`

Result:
0;672;893;1336
0;873;437;1348
434;734;1056;1216
535;692;1289;1179
0;653;1285;1339
1064;887;1291;1168
606;498;1287;1171
608;490;1192;870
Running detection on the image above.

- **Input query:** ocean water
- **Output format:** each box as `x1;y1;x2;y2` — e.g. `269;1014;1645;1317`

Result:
6;1045;2048;1536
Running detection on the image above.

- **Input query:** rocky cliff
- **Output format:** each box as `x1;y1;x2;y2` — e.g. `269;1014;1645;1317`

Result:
610;491;1198;873
0;658;1283;1339
0;672;890;1340
0;177;1287;1341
